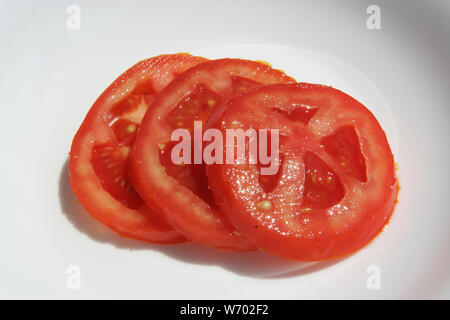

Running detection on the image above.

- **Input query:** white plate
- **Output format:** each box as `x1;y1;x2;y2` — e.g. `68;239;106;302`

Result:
0;0;448;299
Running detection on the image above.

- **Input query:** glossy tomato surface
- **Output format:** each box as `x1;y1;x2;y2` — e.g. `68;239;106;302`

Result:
206;83;398;260
131;59;295;251
69;54;206;243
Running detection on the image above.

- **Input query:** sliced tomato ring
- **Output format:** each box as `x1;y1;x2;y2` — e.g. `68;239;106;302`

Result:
131;59;295;251
69;54;206;243
206;83;398;260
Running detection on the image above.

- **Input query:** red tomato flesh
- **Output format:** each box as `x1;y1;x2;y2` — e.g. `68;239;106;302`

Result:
206;83;398;260
69;54;206;243
131;59;295;251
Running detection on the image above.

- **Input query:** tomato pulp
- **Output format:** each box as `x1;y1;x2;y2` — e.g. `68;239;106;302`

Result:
206;83;398;260
131;59;295;250
69;54;206;243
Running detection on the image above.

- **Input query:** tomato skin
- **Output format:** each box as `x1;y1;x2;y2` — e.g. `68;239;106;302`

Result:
69;54;206;244
206;83;398;260
130;59;295;251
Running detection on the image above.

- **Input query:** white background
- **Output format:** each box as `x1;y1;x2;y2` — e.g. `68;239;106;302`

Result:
0;0;449;299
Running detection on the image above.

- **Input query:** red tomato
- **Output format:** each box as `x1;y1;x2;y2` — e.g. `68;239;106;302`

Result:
206;83;398;260
131;59;295;251
69;54;206;243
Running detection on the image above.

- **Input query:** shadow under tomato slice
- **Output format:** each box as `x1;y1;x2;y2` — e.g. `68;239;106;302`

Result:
131;59;295;251
206;83;398;260
69;54;206;243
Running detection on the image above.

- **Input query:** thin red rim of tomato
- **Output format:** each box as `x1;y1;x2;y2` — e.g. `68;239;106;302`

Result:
206;83;398;260
69;54;206;244
131;58;295;251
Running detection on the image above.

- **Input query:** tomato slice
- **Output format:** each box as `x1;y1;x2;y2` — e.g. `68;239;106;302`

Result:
69;54;206;243
206;83;398;260
131;59;295;251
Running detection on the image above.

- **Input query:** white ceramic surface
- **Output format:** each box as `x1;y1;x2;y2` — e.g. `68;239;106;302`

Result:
0;0;448;299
